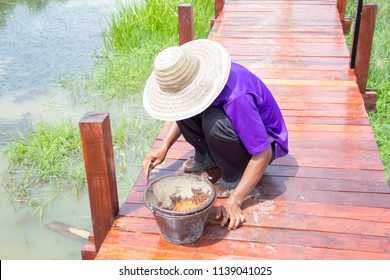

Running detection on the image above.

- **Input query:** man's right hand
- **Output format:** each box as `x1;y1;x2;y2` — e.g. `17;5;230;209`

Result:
142;146;168;175
142;121;182;175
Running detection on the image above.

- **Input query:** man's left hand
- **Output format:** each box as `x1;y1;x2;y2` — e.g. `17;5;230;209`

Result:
216;199;246;230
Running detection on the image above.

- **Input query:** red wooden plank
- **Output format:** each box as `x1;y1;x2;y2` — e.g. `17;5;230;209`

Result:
108;216;390;256
287;130;376;141
153;138;379;153
253;70;355;81
224;44;350;57
119;199;390;224
128;179;390;208
209;31;347;40
115;205;390;239
140;157;387;181
97;230;390;260
284;116;371;126
157;124;377;142
231;0;337;4
97;230;255;260
275;149;384;170
234;58;351;71
264;164;387;181
275;95;364;104
144;145;383;170
217;19;346;27
280;103;364;111
286;123;373;133
268;85;360;94
223;5;337;12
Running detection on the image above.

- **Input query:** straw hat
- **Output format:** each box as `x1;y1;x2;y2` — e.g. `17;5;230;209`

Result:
143;39;231;121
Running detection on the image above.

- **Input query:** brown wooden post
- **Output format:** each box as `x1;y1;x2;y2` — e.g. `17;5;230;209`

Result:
353;3;377;94
337;0;352;35
79;112;119;254
337;0;347;21
178;4;194;46
211;0;225;29
215;0;224;19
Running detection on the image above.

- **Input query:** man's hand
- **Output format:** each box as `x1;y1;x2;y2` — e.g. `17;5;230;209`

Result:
142;146;167;175
142;122;182;175
216;199;246;230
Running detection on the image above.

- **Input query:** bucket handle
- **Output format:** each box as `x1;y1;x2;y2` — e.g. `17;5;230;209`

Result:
200;172;212;183
148;206;156;213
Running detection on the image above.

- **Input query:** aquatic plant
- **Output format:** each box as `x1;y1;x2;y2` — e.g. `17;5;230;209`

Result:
4;120;84;214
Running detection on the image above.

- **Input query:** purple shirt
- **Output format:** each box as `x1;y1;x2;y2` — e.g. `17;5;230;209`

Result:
212;62;288;159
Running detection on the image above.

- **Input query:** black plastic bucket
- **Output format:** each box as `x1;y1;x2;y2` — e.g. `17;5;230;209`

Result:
144;173;216;244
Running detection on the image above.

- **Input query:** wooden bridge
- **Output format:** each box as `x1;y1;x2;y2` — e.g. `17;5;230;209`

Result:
79;0;390;260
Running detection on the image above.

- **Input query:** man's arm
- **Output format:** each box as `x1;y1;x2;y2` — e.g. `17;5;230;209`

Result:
142;121;182;173
216;144;272;230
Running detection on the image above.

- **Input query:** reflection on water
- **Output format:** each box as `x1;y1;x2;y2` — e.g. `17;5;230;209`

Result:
0;0;117;139
0;0;116;259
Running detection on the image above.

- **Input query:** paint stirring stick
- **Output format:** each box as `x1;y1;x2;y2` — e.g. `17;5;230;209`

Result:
145;161;153;186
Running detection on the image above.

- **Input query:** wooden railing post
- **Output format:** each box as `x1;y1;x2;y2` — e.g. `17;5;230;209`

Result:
352;3;377;93
350;3;378;111
178;4;194;46
337;0;352;35
79;112;119;255
215;0;224;19
211;0;225;29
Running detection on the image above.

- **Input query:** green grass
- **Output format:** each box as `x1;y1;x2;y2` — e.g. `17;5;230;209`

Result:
93;0;215;100
4;120;84;214
346;0;390;183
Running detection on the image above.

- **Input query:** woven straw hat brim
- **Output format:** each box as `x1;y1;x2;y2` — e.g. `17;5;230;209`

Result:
143;39;231;121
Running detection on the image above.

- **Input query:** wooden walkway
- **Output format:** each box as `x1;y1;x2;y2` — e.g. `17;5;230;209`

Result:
82;0;390;260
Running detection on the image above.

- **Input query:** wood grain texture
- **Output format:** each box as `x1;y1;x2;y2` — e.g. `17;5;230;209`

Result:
79;112;119;253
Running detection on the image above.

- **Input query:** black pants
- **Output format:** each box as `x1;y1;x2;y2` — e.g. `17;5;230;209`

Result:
177;107;274;182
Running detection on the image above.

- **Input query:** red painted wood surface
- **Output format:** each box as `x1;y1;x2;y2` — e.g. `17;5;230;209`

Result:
84;0;390;260
353;3;377;94
79;112;119;253
178;4;194;46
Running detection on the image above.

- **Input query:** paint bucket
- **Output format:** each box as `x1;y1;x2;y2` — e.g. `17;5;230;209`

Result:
144;173;216;244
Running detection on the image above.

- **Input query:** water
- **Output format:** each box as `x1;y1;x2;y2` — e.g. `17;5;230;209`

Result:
0;0;117;259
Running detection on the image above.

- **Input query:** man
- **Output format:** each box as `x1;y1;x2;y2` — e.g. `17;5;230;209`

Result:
142;39;288;230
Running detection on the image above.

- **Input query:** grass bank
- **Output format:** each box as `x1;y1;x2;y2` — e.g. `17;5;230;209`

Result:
346;0;390;183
